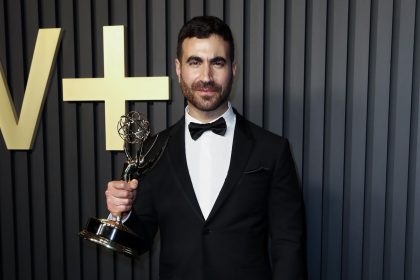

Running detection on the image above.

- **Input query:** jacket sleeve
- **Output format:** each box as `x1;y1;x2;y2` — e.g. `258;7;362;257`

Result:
123;132;169;254
124;176;159;254
269;139;307;279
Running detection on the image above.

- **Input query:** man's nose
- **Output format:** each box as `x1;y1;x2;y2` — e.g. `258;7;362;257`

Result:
200;63;213;82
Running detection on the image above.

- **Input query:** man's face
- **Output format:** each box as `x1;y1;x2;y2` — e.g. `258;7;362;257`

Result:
175;35;236;119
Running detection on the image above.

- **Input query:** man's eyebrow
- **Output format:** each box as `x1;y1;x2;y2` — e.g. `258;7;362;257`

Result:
186;56;203;63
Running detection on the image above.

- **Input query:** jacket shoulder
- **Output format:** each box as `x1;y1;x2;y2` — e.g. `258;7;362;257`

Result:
237;114;289;146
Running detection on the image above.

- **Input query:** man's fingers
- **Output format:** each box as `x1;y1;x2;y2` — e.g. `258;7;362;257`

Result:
107;197;134;207
106;180;137;198
129;179;138;190
106;196;134;212
105;179;138;214
106;188;135;199
108;180;128;190
107;204;132;214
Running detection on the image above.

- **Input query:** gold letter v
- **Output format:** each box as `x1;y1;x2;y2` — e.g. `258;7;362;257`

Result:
0;28;62;150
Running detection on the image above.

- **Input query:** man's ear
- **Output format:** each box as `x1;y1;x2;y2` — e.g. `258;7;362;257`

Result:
232;60;237;77
175;58;181;83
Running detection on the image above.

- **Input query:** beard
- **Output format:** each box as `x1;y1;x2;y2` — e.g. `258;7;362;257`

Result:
179;76;233;112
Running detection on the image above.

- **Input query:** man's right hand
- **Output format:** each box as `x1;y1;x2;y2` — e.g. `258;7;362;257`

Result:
105;179;138;217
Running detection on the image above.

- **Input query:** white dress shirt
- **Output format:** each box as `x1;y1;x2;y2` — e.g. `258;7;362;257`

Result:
115;103;236;223
185;102;236;219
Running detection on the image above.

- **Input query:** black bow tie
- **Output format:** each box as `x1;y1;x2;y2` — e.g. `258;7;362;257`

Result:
188;117;227;140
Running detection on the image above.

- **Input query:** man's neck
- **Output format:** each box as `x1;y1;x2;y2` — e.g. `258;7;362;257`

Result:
187;102;229;123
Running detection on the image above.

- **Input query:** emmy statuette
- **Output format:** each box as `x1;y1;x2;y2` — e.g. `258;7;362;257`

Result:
79;111;166;257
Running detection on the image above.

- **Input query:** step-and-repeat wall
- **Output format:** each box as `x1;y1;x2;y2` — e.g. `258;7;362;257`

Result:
0;0;419;279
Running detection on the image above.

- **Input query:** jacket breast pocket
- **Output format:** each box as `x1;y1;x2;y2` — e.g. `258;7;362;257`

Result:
243;166;271;175
240;166;272;191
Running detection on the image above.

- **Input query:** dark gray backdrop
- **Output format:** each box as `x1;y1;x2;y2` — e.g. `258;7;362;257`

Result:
0;0;419;279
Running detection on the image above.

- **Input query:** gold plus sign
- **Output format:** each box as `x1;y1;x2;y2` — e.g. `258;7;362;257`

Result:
62;25;169;150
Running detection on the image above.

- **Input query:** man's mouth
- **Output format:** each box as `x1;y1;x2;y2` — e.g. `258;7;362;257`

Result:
192;81;222;93
197;87;217;92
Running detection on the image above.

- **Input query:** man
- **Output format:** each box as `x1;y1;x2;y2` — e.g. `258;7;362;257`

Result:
106;16;306;280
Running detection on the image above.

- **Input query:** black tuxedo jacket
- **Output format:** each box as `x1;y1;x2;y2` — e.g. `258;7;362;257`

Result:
126;112;307;280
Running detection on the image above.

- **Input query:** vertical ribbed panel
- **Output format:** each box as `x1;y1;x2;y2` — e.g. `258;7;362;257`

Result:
363;0;392;279
406;3;420;280
0;1;419;279
303;0;326;279
384;0;416;278
342;0;370;279
322;1;348;279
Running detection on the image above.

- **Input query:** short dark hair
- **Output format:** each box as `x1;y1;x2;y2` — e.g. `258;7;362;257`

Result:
177;16;235;62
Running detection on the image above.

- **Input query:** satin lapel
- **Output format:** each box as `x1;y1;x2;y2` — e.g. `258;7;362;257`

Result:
206;114;254;222
166;119;205;221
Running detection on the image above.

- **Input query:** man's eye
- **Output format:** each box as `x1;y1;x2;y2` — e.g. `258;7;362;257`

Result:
188;60;200;66
213;61;225;67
